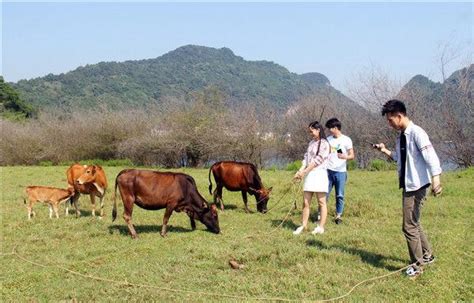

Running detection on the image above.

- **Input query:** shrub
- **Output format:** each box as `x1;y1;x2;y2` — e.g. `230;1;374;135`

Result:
38;160;54;166
286;160;302;171
347;160;358;170
367;159;397;171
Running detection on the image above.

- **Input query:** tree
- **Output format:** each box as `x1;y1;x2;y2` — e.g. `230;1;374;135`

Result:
0;76;36;120
433;41;472;168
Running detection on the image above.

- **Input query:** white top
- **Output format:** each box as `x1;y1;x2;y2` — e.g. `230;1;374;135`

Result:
301;139;330;171
391;121;442;192
327;135;353;172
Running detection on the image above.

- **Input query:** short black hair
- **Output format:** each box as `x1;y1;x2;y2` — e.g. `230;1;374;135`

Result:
382;99;407;116
325;118;341;130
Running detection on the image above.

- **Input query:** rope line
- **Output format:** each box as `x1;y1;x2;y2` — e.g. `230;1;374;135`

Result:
4;245;414;302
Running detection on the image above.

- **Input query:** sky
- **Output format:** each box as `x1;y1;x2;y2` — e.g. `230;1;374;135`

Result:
2;1;472;93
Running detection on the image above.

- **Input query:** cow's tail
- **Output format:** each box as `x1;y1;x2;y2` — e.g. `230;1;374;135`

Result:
112;177;119;222
208;164;214;195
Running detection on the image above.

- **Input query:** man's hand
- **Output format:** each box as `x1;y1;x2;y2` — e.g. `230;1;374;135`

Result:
373;143;391;157
373;143;385;152
431;175;442;197
337;153;347;159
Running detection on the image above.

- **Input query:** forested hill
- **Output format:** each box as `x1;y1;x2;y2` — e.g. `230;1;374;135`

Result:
12;45;340;110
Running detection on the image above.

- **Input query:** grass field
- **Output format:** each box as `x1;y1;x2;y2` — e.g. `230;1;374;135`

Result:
1;166;473;302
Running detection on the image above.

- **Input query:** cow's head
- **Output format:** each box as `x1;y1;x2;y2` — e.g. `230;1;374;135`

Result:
249;187;272;213
199;204;220;234
76;165;97;185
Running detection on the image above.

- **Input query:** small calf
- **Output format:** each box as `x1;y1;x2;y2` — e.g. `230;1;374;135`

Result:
24;186;75;219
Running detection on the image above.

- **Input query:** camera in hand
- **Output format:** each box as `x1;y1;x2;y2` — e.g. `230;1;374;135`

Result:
337;149;343;154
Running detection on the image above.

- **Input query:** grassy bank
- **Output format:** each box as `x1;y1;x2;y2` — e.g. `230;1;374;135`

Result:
1;166;472;301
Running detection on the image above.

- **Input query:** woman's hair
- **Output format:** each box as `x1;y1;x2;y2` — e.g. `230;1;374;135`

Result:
308;120;327;156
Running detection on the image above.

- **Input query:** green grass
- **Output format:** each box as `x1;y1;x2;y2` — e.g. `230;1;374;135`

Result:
1;166;473;301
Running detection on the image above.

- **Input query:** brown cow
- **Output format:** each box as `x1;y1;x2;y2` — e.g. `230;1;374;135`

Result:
66;164;108;217
24;186;75;219
208;161;272;213
112;169;220;238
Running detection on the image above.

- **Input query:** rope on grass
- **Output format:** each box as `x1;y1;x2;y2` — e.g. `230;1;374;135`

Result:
5;245;416;302
243;182;300;240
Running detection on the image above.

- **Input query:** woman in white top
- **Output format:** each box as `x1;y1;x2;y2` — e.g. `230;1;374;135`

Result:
293;121;331;235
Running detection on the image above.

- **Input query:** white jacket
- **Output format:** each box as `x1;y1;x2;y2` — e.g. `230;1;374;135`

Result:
391;121;442;192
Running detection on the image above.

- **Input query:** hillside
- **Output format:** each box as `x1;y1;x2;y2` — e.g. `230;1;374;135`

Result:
12;45;343;110
397;64;473;132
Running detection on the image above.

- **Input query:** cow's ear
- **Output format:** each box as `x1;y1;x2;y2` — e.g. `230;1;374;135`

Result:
268;187;273;192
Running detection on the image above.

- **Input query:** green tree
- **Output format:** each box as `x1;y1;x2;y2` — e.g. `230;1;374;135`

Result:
0;76;35;120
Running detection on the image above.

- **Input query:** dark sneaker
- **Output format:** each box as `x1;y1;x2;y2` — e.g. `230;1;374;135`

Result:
423;254;435;265
335;217;342;225
406;265;423;278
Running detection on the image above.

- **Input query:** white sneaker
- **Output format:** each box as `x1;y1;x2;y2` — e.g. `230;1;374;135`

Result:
311;225;325;235
293;226;305;235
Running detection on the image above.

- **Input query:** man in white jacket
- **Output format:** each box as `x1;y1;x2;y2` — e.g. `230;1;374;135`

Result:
374;99;442;278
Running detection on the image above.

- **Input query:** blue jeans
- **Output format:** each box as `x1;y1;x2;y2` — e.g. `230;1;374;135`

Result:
327;170;347;215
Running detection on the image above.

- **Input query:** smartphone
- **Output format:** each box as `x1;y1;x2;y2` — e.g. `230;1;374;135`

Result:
370;143;378;148
337;149;343;154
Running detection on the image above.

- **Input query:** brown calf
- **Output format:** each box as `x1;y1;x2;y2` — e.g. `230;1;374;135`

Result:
24;186;75;219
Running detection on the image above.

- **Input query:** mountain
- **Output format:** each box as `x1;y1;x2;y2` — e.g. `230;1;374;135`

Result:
397;64;473;167
11;45;345;110
397;64;472;121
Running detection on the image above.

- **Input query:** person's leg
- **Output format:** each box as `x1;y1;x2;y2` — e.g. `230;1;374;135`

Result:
413;188;433;260
311;192;327;234
316;192;327;228
334;172;347;216
302;191;313;228
325;170;335;220
294;191;313;234
402;189;426;266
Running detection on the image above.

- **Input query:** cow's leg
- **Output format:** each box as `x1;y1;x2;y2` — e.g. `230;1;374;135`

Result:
72;193;81;217
122;199;137;239
242;191;250;213
216;184;224;211
188;214;196;230
99;195;105;218
27;201;33;220
161;206;174;237
90;194;96;217
48;204;53;219
53;204;60;219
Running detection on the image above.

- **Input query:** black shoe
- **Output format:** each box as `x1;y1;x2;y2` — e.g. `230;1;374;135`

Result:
335;217;342;225
423;254;435;265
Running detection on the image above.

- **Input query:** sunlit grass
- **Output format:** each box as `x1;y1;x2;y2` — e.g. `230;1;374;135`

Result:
1;166;472;301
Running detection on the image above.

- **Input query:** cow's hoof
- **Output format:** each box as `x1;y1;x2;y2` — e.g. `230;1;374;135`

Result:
98;216;103;220
160;233;167;238
131;234;138;239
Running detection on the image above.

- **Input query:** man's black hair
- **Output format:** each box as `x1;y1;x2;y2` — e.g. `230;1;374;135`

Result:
382;99;407;116
325;118;342;130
